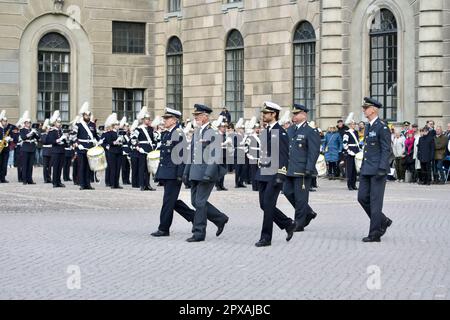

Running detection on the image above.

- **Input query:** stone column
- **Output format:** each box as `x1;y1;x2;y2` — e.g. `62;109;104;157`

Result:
418;0;444;125
319;0;345;128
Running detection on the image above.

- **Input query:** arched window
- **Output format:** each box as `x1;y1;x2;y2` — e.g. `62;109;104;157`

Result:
370;9;398;121
37;32;70;122
293;21;316;119
167;36;183;113
225;30;244;123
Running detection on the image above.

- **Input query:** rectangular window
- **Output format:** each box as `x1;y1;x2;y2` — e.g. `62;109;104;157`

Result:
167;54;183;112
112;89;144;121
225;49;244;123
168;0;181;12
293;42;316;120
112;22;146;54
37;51;70;122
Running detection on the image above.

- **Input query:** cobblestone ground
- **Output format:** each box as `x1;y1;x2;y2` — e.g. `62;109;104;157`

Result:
0;168;449;300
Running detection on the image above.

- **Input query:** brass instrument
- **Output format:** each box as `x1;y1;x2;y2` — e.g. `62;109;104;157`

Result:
0;128;11;154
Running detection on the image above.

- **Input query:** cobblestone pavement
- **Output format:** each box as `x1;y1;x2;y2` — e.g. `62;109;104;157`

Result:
0;168;449;300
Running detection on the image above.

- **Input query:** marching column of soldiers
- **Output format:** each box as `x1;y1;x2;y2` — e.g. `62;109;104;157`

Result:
0;96;393;244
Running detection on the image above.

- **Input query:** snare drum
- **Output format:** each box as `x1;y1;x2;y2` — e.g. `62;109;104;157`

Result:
355;151;364;173
147;150;160;175
87;146;108;172
315;154;327;177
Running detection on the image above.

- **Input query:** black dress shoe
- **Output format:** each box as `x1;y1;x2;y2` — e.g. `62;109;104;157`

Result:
44;180;52;184
86;186;95;190
235;184;246;188
352;186;358;190
0;180;9;183
151;230;170;237
111;186;123;189
255;240;271;247
28;181;36;185
216;217;229;237
304;211;317;228
186;236;204;242
285;222;296;242
362;236;381;242
295;225;304;232
380;218;393;236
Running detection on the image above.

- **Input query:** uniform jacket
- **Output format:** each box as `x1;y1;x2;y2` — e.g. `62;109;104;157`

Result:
47;127;67;154
19;128;39;153
417;133;435;162
343;129;360;157
155;125;187;180
74;120;99;154
131;125;156;154
104;130;123;155
183;124;227;182
360;118;391;175
286;122;321;177
255;122;289;182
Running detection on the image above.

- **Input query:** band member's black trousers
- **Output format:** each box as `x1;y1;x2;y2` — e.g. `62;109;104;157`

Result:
235;164;245;186
63;156;71;181
77;153;92;188
107;152;122;188
346;155;357;188
158;179;195;232
21;151;34;183
258;179;293;242
72;155;78;184
283;176;312;228
138;154;149;188
122;155;130;184
104;151;110;186
131;157;139;187
0;149;9;182
51;153;64;186
190;180;228;240
43;155;52;182
358;174;387;237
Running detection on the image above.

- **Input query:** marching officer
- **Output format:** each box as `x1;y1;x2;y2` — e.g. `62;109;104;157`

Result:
103;113;123;189
283;104;321;231
358;97;393;242
0;110;13;183
47;111;67;188
182;104;229;242
131;107;156;191
40;119;52;183
73;102;99;190
343;114;360;191
254;102;296;247
151;108;196;237
19;111;39;185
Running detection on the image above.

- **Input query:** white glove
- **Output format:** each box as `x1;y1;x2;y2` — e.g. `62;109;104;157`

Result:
348;150;356;156
5;137;13;142
78;145;86;151
106;145;110;150
138;148;147;154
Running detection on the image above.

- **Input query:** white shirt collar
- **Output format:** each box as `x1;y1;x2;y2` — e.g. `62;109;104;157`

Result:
296;121;306;129
267;121;277;131
369;117;378;126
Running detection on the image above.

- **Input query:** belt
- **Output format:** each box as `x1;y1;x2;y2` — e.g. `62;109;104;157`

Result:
138;141;153;144
43;145;52;148
347;144;358;147
78;139;93;143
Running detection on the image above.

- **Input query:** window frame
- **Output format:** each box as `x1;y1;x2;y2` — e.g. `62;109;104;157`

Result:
112;88;145;121
166;37;183;113
112;21;146;55
225;30;244;124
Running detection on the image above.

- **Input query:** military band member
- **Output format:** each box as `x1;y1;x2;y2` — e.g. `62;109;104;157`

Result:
358;97;393;242
47;111;67;188
129;120;140;188
234;118;246;188
131;107;156;191
245;119;260;192
103;113;123;189
119;117;131;185
0;110;13;183
215;119;229;191
63;124;75;182
182;104;229;242
254;102;296;247
40;119;52;183
12;118;23;182
283;104;321;231
151;108;196;237
19;111;39;185
73;102;99;190
343;114;360;191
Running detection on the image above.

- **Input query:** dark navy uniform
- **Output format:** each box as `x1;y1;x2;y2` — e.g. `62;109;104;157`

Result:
215;132;228;191
100;130;111;187
0;123;12;183
121;132;131;185
234;133;246;187
40;131;52;183
343;128;360;190
183;104;229;242
47;127;67;187
74;120;99;189
131;125;156;190
255;116;295;246
246;132;260;191
63;136;75;182
283;104;321;230
152;118;195;236
11;129;22;182
19;127;39;184
104;129;123;189
358;97;393;242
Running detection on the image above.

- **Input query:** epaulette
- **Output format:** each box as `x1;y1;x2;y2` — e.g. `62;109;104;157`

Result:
277;166;287;175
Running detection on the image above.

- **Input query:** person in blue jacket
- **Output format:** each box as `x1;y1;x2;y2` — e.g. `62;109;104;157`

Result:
323;126;343;179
